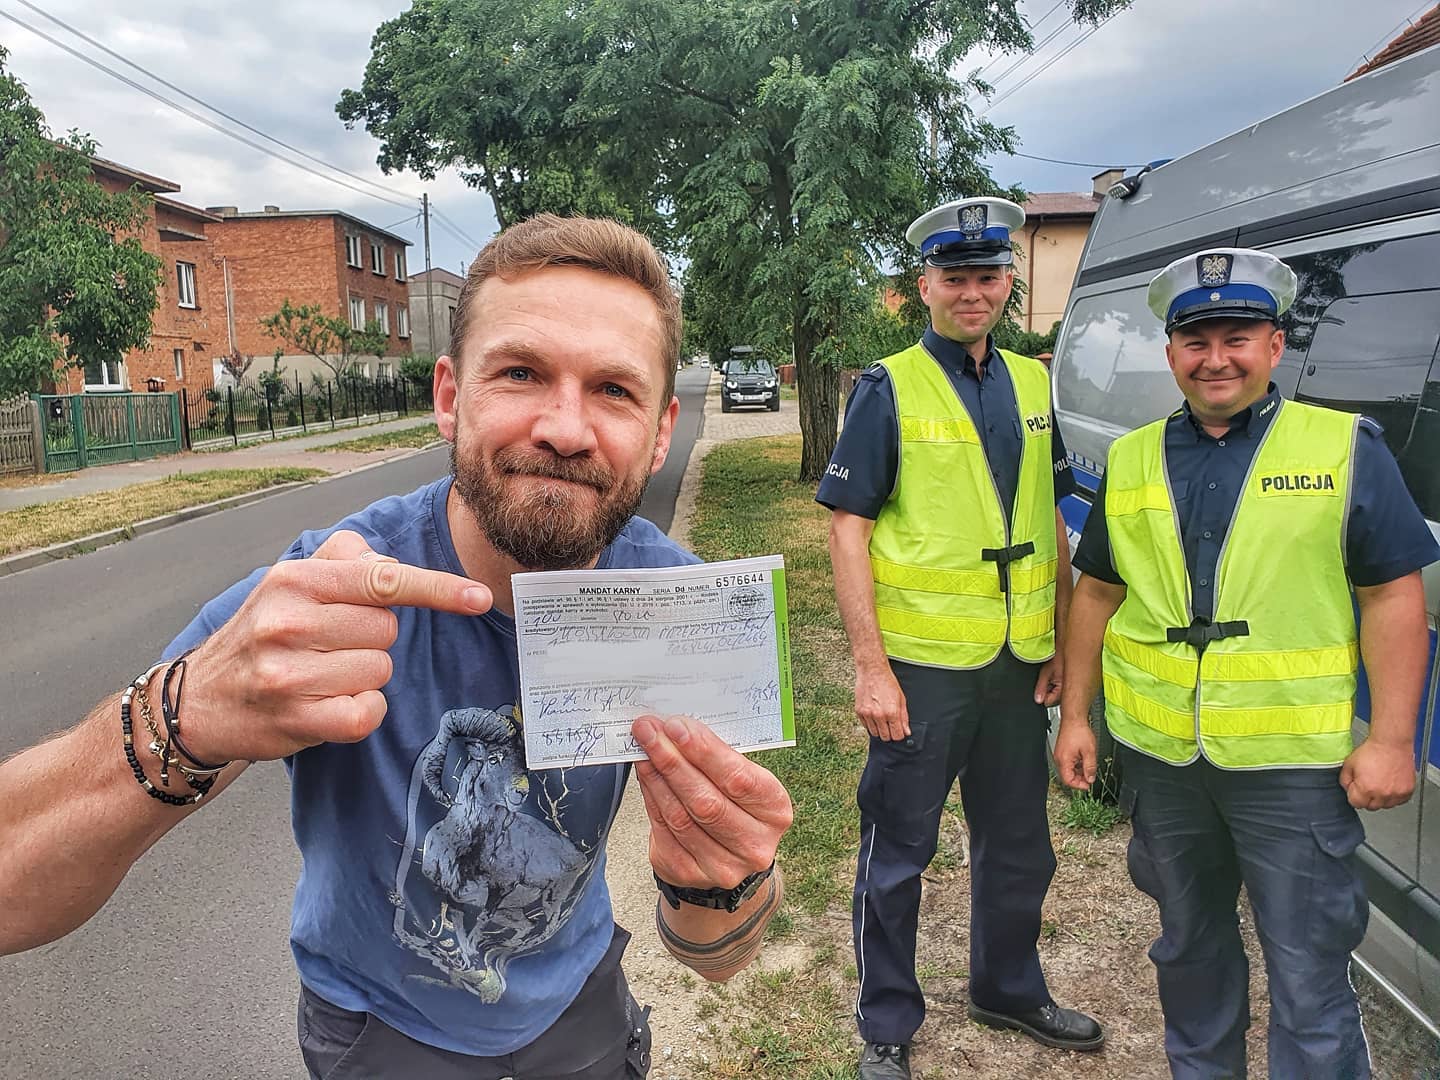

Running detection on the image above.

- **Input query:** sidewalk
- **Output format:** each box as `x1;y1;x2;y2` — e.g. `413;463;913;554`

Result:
666;376;801;542
0;414;439;513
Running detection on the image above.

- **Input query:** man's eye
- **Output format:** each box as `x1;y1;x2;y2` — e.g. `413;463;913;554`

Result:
506;368;531;381
601;383;629;399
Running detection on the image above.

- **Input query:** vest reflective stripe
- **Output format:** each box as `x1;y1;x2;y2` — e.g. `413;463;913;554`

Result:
868;344;1057;669
1102;399;1359;769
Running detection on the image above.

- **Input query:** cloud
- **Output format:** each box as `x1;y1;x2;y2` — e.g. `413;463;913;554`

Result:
2;0;497;271
2;0;1423;264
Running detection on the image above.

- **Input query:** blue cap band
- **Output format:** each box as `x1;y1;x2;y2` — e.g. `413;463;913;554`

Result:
922;226;1011;254
1167;282;1277;323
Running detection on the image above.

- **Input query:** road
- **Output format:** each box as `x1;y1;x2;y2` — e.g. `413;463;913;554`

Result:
0;366;708;1080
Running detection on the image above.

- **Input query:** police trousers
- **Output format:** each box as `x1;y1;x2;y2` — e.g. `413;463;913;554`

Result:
852;651;1057;1045
297;925;652;1079
1121;747;1371;1080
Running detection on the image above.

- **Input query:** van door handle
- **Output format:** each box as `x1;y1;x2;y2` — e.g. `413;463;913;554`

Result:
1306;363;1317;376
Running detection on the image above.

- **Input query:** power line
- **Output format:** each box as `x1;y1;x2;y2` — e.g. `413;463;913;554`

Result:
0;6;418;212
1345;0;1433;76
984;6;1129;114
12;0;421;207
1009;151;1139;169
982;17;1073;89
430;206;484;251
975;0;1067;81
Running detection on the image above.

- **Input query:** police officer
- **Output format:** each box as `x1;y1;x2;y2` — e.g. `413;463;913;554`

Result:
1056;248;1438;1079
818;197;1104;1080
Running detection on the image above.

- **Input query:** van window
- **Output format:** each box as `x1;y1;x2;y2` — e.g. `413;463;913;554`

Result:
1294;291;1440;460
1053;287;1181;434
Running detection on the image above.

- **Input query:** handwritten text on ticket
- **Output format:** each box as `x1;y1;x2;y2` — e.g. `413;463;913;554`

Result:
512;555;796;769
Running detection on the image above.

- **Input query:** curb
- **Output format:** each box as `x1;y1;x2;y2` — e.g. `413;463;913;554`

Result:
0;442;446;579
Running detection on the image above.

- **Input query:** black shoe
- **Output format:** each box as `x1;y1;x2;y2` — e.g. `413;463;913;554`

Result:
858;1041;911;1079
968;1001;1105;1052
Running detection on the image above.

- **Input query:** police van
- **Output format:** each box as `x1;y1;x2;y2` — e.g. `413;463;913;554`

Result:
1048;42;1440;1033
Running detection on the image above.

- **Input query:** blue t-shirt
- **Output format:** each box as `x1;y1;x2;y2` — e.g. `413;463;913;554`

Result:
1072;389;1440;615
165;476;700;1056
816;330;1076;520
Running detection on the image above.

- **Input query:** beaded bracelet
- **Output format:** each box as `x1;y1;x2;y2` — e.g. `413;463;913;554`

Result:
120;672;206;807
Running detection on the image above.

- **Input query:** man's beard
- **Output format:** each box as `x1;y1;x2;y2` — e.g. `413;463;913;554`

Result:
451;439;650;571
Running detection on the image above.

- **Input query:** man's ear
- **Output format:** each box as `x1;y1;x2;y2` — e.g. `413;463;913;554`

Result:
434;355;459;443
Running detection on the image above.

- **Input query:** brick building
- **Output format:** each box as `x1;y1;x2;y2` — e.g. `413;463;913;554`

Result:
206;208;414;382
51;156;226;397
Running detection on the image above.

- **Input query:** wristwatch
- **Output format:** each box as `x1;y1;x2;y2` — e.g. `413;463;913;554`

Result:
654;862;774;913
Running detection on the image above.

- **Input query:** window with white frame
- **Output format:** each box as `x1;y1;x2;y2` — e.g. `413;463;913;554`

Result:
378;361;392;379
345;233;362;268
370;241;384;274
83;354;126;390
173;348;185;380
397;306;410;338
176;262;197;308
375;302;389;335
395;250;407;281
349;295;365;330
355;361;369;378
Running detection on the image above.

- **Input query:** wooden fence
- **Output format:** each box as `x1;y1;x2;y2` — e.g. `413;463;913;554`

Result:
0;396;40;475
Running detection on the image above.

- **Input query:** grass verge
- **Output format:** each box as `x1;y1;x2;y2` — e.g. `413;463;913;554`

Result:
308;422;440;453
0;467;325;557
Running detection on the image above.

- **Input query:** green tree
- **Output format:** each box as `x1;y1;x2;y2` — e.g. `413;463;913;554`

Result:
260;298;358;382
353;319;392;370
339;0;1125;479
0;45;162;399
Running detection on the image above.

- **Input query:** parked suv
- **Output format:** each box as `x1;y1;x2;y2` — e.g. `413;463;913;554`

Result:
1048;42;1440;1035
720;348;780;413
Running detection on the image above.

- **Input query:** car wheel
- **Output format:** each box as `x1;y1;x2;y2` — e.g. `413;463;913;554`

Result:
768;398;780;412
1045;692;1124;803
721;399;732;413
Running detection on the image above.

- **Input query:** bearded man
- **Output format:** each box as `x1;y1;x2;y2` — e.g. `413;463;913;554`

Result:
0;214;792;1079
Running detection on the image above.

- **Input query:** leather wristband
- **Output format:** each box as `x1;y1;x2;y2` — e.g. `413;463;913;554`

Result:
654;862;774;913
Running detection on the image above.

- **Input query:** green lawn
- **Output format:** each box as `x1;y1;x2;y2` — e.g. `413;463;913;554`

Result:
308;423;441;453
0;468;325;557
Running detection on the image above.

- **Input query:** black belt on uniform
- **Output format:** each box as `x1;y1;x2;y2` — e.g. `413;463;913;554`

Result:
1165;616;1250;652
980;541;1035;594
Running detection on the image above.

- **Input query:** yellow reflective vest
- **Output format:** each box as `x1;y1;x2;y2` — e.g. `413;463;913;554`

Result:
868;343;1058;669
1102;398;1360;768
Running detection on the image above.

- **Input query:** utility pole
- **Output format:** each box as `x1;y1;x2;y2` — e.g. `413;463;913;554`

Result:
423;193;437;357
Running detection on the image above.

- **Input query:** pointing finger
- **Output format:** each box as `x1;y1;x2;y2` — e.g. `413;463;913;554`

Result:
286;557;492;615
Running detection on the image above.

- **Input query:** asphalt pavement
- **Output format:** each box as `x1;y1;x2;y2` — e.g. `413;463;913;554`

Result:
0;367;711;1079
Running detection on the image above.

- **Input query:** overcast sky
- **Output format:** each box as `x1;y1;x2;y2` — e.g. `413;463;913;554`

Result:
0;0;1431;272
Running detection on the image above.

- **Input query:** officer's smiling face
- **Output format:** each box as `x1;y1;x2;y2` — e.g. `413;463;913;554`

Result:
1165;318;1284;421
919;264;1013;344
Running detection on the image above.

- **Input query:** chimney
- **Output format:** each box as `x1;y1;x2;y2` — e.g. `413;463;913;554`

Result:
1091;169;1126;197
206;206;239;216
263;204;281;213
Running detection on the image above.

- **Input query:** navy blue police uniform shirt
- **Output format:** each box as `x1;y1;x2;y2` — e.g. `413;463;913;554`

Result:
816;328;1075;519
1072;385;1440;618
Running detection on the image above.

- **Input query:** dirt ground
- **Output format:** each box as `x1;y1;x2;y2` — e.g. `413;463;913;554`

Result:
611;779;1440;1079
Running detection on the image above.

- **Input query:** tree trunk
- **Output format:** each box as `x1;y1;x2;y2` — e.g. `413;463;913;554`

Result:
794;312;839;483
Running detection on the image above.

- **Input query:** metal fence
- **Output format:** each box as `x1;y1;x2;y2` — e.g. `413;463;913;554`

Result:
0;396;41;475
181;374;432;450
35;392;183;472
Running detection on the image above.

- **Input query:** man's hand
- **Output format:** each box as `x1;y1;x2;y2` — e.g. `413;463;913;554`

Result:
855;666;909;741
1340;739;1417;810
179;530;492;763
632;715;793;890
1053;716;1098;791
1034;655;1063;707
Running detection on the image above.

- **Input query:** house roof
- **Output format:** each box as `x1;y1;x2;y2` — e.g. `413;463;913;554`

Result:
155;196;223;223
410;267;467;288
1022;192;1102;218
86;153;181;195
208;208;414;247
1347;4;1440;80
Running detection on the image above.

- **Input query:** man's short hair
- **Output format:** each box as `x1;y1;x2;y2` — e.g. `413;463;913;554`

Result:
449;214;681;407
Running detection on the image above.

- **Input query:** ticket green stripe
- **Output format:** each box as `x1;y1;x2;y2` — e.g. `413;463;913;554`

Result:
771;566;795;742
